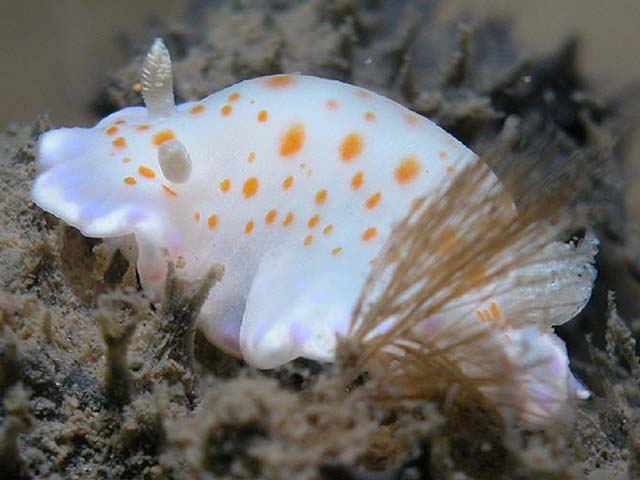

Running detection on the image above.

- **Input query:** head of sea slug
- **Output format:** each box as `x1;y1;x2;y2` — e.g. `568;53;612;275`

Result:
33;107;154;236
31;39;194;299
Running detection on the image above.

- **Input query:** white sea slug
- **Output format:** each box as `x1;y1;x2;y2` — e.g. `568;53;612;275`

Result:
31;39;596;425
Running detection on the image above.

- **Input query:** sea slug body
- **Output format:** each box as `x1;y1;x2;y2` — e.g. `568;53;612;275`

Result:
31;39;597;427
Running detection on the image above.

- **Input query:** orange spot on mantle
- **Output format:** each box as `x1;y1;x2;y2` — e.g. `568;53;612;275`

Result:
227;92;240;102
257;110;268;122
279;123;305;157
304;235;313;246
242;177;259;198
112;137;127;148
244;220;255;234
162;184;178;197
152;130;175;146
365;192;382;210
315;189;327;205
326;99;338;110
189;104;205;114
395;156;421;184
220;105;233;116
208;214;218;230
265;209;277;224
403;113;420;125
219;178;231;193
283;212;294;226
351;171;364;190
282;175;294;190
339;133;364;162
138;166;156;179
105;126;118;135
308;214;320;229
362;227;377;241
265;75;294;88
123;176;136;185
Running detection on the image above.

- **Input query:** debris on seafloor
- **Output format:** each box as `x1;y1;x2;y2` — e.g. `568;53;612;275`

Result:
1;1;639;479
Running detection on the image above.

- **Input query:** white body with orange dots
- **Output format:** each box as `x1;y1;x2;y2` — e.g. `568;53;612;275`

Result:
33;71;477;367
31;40;596;427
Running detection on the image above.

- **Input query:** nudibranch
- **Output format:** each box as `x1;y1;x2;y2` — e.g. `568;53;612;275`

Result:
32;39;596;426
